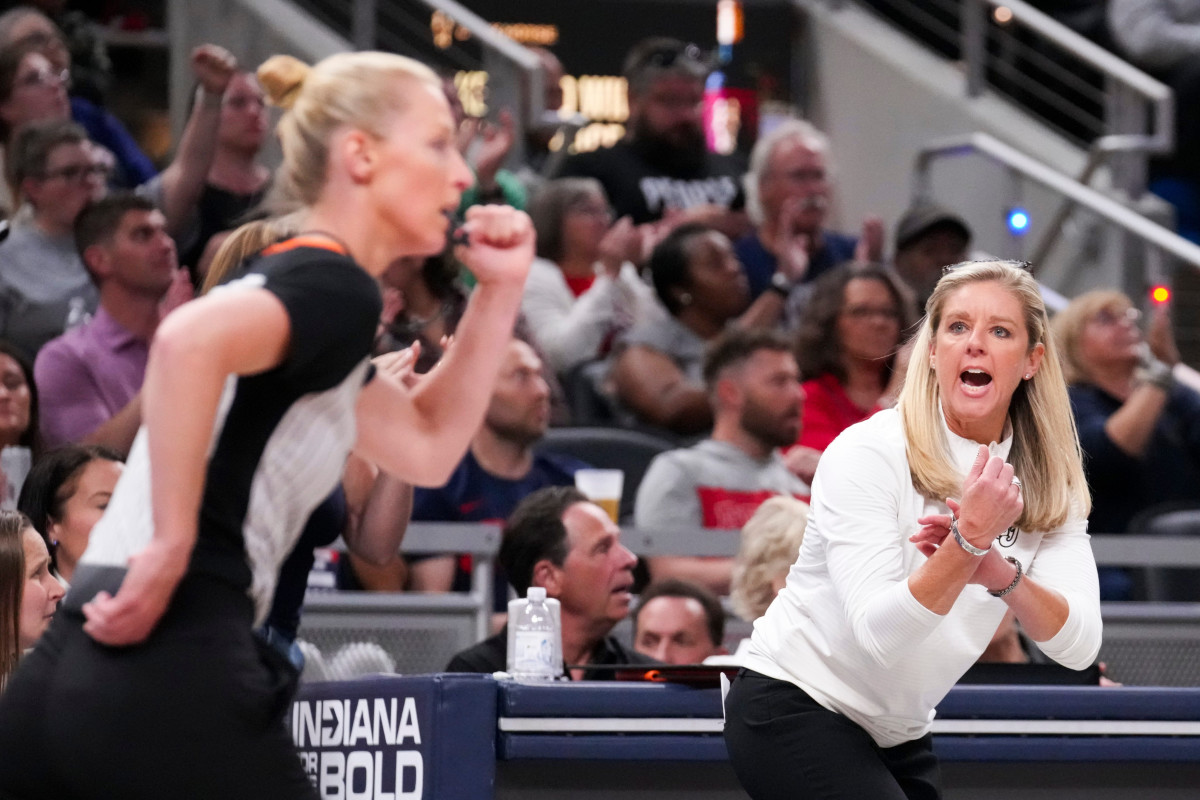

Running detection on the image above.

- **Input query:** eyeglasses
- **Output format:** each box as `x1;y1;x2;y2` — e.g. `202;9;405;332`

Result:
15;68;69;90
641;43;707;70
1090;306;1141;327
843;305;901;321
38;163;111;183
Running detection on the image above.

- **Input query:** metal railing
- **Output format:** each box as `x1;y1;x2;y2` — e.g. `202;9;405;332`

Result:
298;522;500;675
848;0;1173;198
824;0;1180;295
961;0;1174;264
628;525;1200;569
964;0;1172;150
913;132;1200;298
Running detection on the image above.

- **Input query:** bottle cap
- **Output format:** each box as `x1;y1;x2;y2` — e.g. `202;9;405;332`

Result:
527;586;547;602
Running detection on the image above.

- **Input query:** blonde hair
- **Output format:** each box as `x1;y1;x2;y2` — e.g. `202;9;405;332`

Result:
897;261;1090;531
731;496;809;622
1050;289;1132;385
257;51;441;210
200;212;303;295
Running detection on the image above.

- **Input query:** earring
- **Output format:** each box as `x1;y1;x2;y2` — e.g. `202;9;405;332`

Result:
1024;373;1031;379
678;292;692;306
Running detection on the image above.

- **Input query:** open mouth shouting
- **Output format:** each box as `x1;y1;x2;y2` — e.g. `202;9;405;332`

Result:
960;368;993;396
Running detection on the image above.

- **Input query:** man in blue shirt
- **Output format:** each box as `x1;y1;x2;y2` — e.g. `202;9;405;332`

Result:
406;338;588;602
736;119;883;305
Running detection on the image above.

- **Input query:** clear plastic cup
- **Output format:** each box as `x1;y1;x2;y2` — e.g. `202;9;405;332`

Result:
574;469;624;523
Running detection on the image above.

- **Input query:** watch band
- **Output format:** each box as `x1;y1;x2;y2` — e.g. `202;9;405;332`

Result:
768;272;791;298
951;514;990;557
988;556;1023;598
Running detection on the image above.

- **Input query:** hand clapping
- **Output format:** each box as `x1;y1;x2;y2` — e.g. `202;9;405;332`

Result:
955;444;1023;547
910;446;1023;555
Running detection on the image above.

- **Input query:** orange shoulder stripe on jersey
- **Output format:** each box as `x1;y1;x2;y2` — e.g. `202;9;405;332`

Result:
261;235;348;257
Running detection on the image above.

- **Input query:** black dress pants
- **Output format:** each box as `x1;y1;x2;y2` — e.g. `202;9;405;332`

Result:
723;669;942;800
0;568;317;800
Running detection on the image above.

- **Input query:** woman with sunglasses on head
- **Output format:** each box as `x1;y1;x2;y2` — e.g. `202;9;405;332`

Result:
724;261;1100;800
0;49;532;800
1051;290;1200;599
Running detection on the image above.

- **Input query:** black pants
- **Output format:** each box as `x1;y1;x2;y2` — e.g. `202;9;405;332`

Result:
723;669;942;800
0;567;317;800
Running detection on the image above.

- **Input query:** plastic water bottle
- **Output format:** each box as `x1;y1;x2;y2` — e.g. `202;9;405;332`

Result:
507;586;562;680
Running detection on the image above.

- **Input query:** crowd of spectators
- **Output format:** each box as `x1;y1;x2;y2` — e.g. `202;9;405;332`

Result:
1;7;1198;694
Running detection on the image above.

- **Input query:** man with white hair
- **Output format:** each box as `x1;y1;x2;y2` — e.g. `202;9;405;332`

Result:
736;119;884;302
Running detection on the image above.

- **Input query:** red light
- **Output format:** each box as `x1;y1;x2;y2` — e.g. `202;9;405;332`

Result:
1151;285;1171;304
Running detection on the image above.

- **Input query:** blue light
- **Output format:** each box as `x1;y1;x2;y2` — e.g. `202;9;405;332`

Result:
1007;207;1030;235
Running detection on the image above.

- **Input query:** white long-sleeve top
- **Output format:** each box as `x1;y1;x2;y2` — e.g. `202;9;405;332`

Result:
521;257;658;374
742;408;1102;748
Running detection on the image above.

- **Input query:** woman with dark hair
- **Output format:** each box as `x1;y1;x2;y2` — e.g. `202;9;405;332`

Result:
377;248;469;373
522;177;653;375
0;340;38;454
610;222;750;436
0;509;63;690
0;341;40;509
786;262;916;482
17;443;122;584
376;248;569;424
